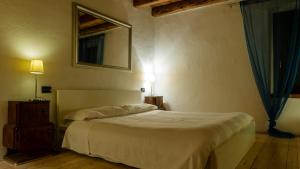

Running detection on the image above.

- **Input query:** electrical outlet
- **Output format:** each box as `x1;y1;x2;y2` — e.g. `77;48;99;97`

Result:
41;86;52;93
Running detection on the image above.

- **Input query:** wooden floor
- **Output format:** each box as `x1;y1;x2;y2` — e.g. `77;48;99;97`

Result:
236;134;299;169
0;134;298;169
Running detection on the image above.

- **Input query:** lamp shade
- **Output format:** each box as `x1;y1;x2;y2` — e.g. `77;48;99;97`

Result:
30;60;44;74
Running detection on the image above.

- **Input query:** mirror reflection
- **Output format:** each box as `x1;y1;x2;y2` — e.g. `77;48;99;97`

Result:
74;4;132;70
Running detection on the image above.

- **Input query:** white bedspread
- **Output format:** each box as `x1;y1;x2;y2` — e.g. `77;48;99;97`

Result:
62;110;254;169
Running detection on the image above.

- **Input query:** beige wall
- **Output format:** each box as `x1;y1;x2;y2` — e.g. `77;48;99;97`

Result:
0;0;154;158
153;5;268;132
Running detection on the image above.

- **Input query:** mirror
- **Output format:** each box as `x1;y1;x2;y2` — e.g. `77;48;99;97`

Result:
73;3;132;70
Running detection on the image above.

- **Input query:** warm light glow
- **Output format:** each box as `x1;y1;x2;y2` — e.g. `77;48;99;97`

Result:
24;49;40;59
143;63;156;83
14;39;49;60
145;73;156;83
30;60;44;74
142;62;156;96
143;64;154;74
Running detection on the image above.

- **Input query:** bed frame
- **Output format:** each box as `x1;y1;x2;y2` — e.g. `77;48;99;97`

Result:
56;89;255;169
206;120;255;169
56;89;141;127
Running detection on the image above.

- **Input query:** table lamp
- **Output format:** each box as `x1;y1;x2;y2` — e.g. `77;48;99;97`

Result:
30;59;44;100
145;72;155;96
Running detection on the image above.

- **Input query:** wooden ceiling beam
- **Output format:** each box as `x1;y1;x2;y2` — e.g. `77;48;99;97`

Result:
80;22;120;36
133;0;174;8
79;19;106;30
152;0;230;17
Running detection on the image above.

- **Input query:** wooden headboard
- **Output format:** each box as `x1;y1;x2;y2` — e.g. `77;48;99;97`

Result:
56;89;141;127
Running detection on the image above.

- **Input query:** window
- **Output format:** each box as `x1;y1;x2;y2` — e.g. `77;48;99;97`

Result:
78;34;105;65
273;9;300;94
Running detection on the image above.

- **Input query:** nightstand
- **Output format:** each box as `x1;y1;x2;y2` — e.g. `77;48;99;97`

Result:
3;101;54;164
144;96;165;110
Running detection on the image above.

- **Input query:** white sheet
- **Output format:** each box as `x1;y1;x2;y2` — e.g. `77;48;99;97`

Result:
62;110;254;169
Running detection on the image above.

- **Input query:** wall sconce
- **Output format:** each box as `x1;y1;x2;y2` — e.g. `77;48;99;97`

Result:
30;59;44;100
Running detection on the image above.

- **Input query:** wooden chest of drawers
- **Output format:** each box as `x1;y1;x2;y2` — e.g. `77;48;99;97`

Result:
3;101;54;153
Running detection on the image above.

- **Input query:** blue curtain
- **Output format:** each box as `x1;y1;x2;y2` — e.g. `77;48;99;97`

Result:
240;0;300;138
79;34;105;64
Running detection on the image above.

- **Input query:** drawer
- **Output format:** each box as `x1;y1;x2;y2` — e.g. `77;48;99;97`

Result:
17;124;54;152
19;102;49;126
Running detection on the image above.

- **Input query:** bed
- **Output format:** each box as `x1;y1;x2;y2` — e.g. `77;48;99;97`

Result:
57;90;255;169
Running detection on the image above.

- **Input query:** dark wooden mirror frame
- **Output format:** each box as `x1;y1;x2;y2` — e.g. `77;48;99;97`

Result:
72;3;132;71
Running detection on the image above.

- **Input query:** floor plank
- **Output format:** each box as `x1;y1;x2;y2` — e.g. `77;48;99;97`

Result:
297;138;300;169
236;134;267;169
0;152;135;169
250;135;274;169
287;138;298;169
271;137;289;169
0;135;297;169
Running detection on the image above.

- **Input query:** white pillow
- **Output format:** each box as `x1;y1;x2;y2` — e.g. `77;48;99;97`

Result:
91;106;128;116
122;103;158;114
64;109;103;121
63;106;128;121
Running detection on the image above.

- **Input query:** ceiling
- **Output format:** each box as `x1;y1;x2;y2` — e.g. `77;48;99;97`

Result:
133;0;242;17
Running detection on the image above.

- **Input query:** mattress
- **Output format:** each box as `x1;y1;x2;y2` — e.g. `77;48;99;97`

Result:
62;110;254;169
